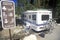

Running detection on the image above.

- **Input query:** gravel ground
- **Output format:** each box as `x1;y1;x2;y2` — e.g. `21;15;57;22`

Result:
0;22;60;40
21;24;60;40
37;24;60;40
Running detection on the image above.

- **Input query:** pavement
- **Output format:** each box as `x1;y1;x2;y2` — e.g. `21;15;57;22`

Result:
22;24;60;40
38;24;60;40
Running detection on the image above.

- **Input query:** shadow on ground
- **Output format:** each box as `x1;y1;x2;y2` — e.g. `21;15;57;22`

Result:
16;18;23;26
0;21;3;31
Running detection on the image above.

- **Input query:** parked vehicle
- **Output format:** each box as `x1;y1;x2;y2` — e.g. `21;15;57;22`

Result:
21;9;54;32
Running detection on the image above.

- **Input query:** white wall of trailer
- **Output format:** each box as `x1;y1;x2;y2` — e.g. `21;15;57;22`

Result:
37;11;52;24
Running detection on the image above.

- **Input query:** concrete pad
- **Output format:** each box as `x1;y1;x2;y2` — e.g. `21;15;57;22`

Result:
23;34;37;40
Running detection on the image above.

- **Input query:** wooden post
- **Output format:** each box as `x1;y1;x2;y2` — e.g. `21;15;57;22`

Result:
9;29;12;40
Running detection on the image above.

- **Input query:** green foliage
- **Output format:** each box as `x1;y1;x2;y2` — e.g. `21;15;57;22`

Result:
55;0;60;18
16;0;53;17
16;0;38;17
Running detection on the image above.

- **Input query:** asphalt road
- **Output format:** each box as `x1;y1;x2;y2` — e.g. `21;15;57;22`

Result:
38;24;60;40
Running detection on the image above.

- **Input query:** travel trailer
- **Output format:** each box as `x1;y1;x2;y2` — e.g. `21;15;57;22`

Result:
22;9;53;32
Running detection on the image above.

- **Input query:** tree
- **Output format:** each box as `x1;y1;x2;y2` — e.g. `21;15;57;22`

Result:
55;0;60;18
16;0;38;17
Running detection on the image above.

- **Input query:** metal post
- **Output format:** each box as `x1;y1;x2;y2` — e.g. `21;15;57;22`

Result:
9;29;12;40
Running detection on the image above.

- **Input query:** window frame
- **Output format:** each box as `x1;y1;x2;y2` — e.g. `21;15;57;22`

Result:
32;14;36;21
42;15;49;21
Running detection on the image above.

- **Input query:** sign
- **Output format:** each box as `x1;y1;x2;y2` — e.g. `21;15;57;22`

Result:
1;1;15;29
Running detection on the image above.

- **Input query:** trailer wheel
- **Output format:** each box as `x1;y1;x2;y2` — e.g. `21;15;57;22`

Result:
39;32;45;38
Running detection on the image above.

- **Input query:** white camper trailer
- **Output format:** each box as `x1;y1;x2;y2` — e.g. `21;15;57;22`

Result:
22;9;53;32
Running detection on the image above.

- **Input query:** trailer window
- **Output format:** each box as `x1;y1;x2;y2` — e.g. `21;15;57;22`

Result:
22;14;26;17
32;15;36;20
42;15;49;20
29;15;31;19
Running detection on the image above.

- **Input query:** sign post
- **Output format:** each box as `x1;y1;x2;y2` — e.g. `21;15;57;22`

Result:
9;29;12;40
1;1;15;40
